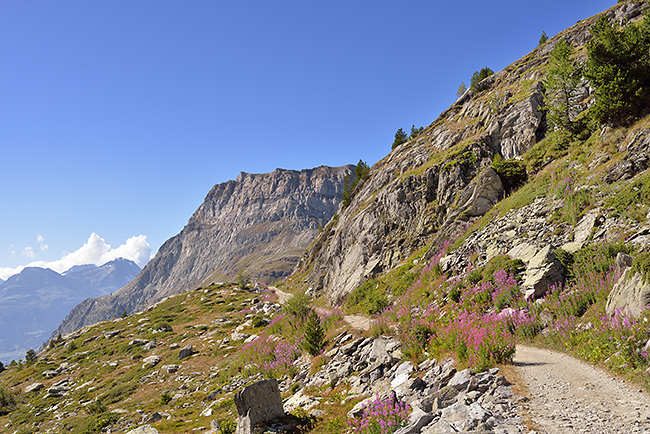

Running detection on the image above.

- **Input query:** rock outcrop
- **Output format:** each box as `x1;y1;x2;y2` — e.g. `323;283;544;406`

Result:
606;267;650;317
292;2;647;306
54;165;353;336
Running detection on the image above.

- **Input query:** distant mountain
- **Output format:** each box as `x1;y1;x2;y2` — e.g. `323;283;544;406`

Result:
0;259;140;363
54;165;353;336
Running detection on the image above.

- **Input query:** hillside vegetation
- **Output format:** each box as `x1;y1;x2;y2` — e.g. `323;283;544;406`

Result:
3;1;650;433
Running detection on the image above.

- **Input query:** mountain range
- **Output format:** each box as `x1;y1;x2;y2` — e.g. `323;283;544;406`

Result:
0;258;140;363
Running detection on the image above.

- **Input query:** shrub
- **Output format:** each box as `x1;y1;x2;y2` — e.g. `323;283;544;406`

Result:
491;155;528;193
632;252;650;284
214;419;237;434
251;314;265;328
346;280;390;315
160;391;172;405
283;291;311;320
0;387;16;416
73;413;119;434
86;399;107;415
470;67;494;92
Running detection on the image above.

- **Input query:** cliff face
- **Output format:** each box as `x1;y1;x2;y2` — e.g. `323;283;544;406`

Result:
54;165;353;336
295;2;648;305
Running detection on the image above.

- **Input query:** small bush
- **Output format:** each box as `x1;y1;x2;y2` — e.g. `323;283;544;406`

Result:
214;419;237;434
160;391;172;405
251;314;265;328
73;413;119;434
491;155;528;193
632;252;650;284
345;280;390;315
0;387;17;416
86;400;107;415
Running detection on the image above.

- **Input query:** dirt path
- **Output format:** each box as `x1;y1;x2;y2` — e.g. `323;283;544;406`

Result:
270;287;371;331
514;345;650;434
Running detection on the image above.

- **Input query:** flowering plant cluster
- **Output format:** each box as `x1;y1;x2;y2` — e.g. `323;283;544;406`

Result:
348;395;410;434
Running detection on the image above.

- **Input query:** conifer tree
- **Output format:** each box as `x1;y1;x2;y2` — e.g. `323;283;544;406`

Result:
543;39;583;134
302;309;324;356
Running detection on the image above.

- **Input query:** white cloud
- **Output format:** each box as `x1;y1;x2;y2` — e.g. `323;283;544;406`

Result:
0;233;152;280
37;235;45;243
22;247;37;259
40;244;49;252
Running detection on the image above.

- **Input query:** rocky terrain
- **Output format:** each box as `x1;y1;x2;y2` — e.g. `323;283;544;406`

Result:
53;165;353;337
293;1;649;305
0;284;529;434
4;1;650;434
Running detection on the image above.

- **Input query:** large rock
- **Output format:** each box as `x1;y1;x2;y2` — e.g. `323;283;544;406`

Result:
126;425;159;434
234;379;285;434
25;382;44;393
142;355;162;368
178;344;195;360
606;268;650;317
521;245;565;298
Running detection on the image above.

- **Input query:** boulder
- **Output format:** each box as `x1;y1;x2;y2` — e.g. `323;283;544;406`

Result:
161;364;179;374
441;401;487;431
143;340;157;351
521;245;565;298
178;344;195;360
422;419;457;434
129;338;149;346
25;382;44;393
393;408;435;434
391;361;414;389
234;379;284;434
126;425;159;434
606;268;650;317
369;338;395;365
142;356;162;369
448;368;472;390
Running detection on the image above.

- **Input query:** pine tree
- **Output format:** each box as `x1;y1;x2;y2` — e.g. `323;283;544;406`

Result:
586;12;650;125
539;31;548;45
543;39;583;134
392;128;408;150
302;310;324;356
457;82;467;97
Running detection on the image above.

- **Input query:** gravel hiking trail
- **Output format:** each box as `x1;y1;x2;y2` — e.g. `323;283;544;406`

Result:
514;345;650;434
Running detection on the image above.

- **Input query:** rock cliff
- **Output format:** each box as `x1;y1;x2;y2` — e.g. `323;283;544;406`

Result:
54;165;353;336
294;1;649;306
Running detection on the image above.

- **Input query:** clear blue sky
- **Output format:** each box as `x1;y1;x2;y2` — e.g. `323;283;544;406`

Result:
0;0;615;275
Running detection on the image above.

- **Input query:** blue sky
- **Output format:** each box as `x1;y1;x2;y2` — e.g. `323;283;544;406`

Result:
0;0;615;277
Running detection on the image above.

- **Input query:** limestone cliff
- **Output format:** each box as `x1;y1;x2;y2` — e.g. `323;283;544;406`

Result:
54;165;353;335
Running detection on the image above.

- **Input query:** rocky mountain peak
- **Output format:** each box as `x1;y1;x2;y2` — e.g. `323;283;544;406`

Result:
54;165;353;336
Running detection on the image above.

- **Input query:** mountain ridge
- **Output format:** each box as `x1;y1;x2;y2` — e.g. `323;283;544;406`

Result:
53;165;354;337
